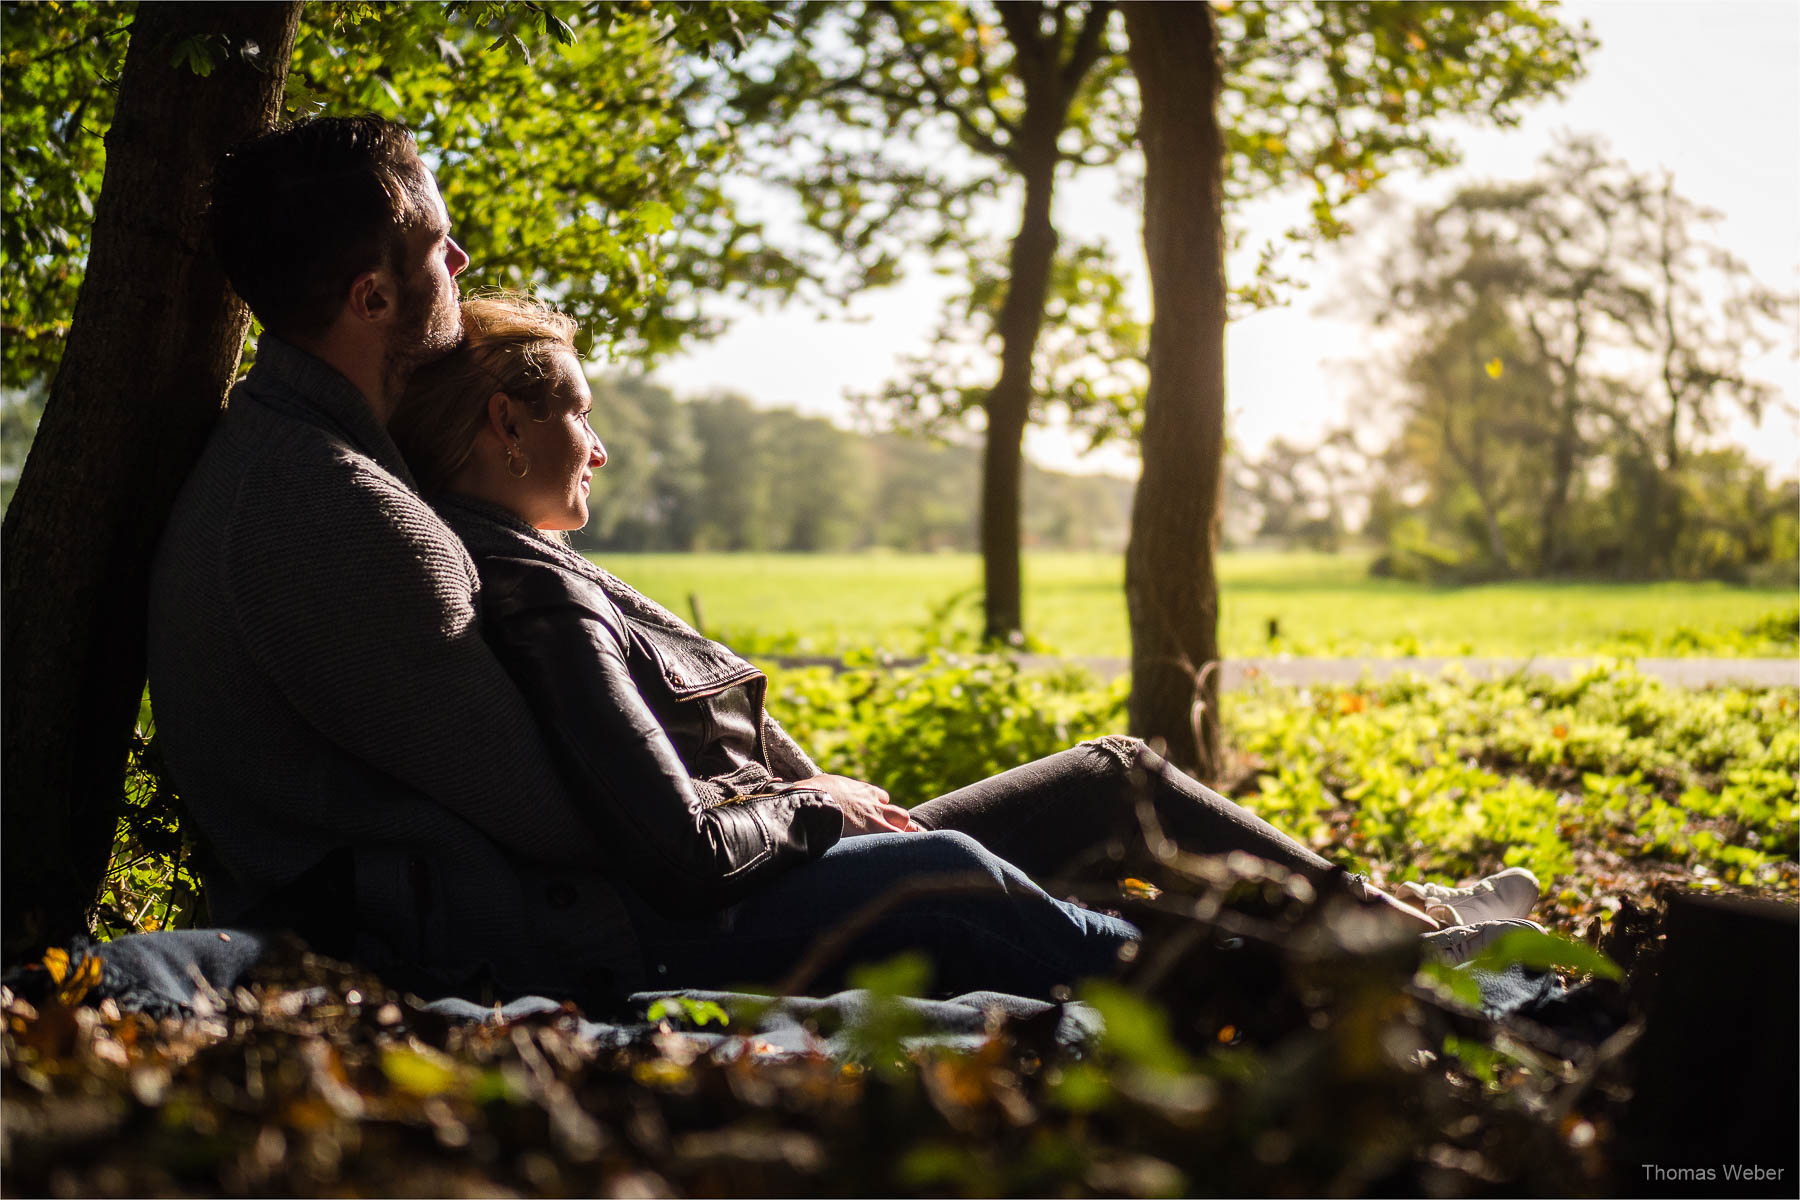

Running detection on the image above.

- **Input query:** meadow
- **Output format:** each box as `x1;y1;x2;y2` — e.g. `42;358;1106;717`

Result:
591;549;1798;658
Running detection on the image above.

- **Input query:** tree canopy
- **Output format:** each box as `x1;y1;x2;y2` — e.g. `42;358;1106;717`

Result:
704;0;1595;644
1;0;799;388
1359;137;1797;580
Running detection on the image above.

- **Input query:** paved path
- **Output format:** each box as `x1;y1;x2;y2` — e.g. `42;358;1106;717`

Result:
1052;656;1800;689
766;653;1799;689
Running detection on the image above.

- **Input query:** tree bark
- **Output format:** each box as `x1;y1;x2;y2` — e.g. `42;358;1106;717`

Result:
1442;354;1509;572
1538;380;1581;573
1;2;301;958
974;1;1113;645
980;142;1059;643
1120;1;1226;779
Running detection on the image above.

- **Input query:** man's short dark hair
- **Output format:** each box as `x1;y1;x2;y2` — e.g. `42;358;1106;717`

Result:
210;115;433;338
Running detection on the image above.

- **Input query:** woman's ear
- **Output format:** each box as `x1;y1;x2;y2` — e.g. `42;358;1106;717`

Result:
485;391;518;445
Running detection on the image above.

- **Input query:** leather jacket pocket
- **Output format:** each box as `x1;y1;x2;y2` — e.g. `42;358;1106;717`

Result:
624;617;762;701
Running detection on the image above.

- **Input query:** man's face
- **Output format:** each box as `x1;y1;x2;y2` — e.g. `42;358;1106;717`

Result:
388;168;468;373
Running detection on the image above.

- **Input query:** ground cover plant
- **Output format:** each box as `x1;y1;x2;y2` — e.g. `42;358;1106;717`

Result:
598;549;1798;659
765;657;1797;923
18;649;1791;1196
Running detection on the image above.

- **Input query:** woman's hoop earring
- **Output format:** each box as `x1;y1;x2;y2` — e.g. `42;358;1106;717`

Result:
505;441;530;479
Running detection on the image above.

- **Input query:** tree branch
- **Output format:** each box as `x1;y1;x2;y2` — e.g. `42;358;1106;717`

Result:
996;1;1050;90
871;0;1015;165
1060;0;1115;96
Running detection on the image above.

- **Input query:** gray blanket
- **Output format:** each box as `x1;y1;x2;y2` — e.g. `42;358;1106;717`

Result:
3;927;1605;1057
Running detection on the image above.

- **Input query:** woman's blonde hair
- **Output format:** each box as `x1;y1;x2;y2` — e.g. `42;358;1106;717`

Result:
391;292;580;494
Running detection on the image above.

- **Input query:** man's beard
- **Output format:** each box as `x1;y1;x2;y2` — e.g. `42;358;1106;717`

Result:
381;272;461;401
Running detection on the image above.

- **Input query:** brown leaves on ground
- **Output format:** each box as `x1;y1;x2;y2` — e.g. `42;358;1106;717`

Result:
1;871;1654;1200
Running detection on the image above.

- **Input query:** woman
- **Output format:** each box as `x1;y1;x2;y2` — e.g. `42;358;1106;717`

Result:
390;295;1524;1000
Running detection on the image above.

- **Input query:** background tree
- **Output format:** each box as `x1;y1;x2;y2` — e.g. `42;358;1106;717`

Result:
731;0;1133;643
1119;0;1228;774
1612;174;1794;575
574;376;1130;557
1391;302;1556;575
1228;428;1372;552
578;374;703;551
727;0;1590;768
1401;138;1647;571
1360;137;1796;582
1120;1;1592;774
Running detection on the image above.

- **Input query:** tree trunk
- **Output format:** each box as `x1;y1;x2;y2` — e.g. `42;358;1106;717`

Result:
1538;389;1579;573
1;2;301;958
1121;1;1226;779
980;142;1059;643
1654;196;1687;576
969;1;1114;644
1530;301;1592;575
1443;369;1509;572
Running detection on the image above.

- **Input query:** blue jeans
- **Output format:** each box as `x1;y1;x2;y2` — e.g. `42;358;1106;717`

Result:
626;738;1340;999
625;828;1139;999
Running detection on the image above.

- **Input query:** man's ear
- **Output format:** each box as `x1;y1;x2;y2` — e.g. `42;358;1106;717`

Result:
345;266;397;327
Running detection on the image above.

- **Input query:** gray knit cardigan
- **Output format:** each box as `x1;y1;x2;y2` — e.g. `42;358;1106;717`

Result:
147;337;644;1001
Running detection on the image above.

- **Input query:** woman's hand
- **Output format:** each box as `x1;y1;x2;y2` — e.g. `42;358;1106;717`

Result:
792;774;919;836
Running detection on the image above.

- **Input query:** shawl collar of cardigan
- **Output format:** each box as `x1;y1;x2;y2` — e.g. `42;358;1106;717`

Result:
240;336;420;491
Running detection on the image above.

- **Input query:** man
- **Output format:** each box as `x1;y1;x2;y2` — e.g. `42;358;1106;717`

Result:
148;116;643;1003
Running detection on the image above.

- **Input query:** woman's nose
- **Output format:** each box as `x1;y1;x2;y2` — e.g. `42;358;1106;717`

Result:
589;432;607;468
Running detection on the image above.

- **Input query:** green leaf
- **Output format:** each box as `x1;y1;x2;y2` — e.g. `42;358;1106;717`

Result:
848;950;932;999
380;1044;461;1097
1414;959;1486;1010
636;200;675;235
646;995;729;1027
1466;928;1622;981
1079;981;1191;1074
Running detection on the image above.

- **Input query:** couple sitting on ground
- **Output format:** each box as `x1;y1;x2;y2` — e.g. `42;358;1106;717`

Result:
146;115;1541;1010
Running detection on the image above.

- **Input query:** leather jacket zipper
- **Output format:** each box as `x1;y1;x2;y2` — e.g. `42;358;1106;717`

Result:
700;788;789;811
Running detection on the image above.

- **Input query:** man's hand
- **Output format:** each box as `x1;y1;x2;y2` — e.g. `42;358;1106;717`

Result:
791;774;919;836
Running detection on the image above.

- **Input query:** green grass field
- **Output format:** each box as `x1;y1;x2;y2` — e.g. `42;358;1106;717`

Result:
589;549;1797;657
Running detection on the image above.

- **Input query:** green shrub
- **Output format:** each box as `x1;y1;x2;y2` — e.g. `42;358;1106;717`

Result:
768;650;1129;805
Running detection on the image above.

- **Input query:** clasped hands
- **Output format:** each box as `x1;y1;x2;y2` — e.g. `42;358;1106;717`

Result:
791;773;919;836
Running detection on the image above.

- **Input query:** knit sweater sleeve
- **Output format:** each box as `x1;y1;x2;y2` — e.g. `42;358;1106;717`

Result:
225;455;601;866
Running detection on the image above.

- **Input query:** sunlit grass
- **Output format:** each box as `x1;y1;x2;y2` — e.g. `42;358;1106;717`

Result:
586;549;1796;657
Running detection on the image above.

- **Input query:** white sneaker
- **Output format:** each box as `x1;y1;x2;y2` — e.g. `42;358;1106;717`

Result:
1397;867;1540;926
1421;918;1545;965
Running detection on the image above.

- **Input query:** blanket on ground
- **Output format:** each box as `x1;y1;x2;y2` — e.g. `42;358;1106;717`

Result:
1;928;1614;1057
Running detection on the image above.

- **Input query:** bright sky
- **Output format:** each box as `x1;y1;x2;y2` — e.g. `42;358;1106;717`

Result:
651;0;1800;479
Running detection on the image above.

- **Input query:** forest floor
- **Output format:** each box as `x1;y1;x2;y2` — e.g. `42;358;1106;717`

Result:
4;856;1787;1198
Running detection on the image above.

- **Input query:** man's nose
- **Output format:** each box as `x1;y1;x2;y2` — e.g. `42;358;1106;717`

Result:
446;237;470;277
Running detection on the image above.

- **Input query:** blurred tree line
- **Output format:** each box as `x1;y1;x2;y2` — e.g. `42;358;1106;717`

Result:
1228;137;1798;584
573;377;1131;553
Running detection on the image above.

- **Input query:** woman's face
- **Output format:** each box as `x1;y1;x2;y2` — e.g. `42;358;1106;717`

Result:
512;355;606;531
